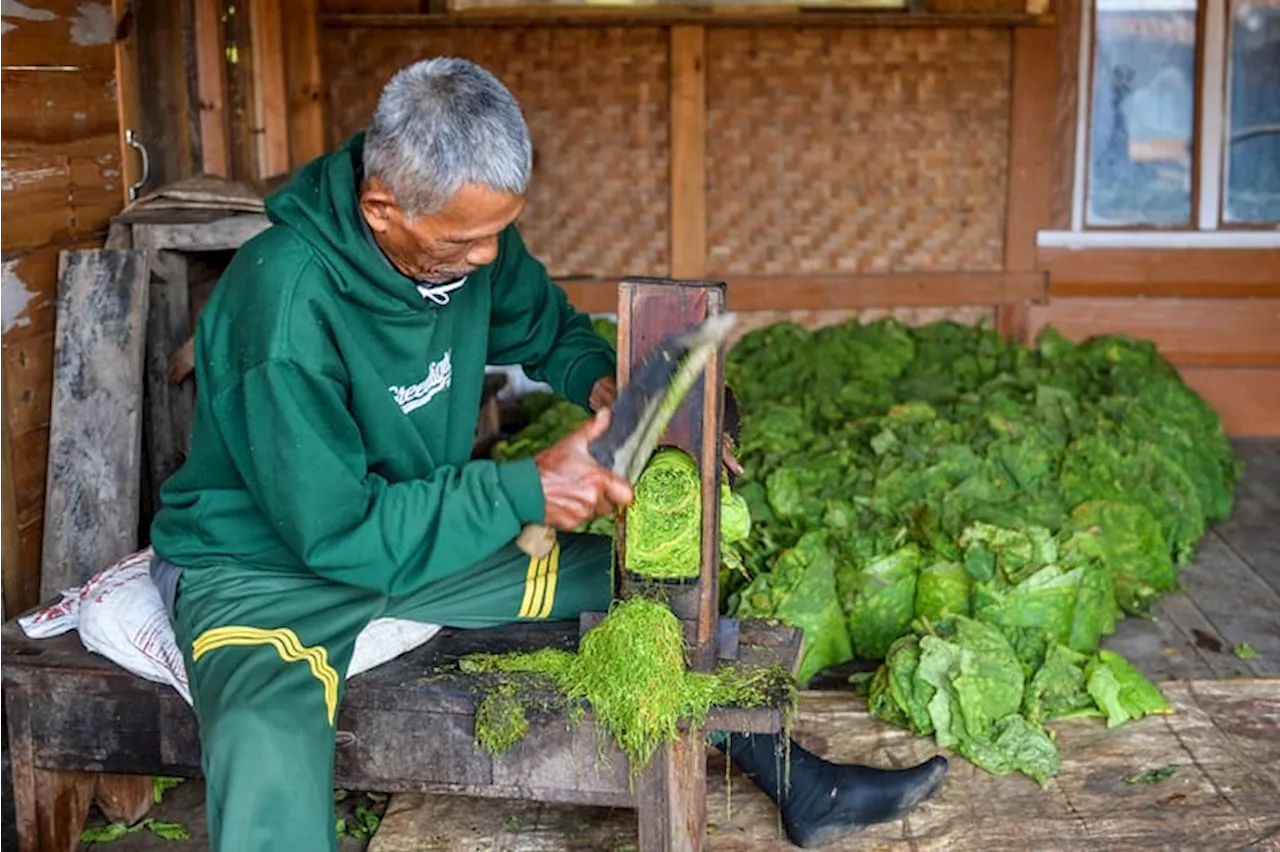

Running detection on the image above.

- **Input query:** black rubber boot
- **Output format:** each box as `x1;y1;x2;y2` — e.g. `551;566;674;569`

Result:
717;733;949;849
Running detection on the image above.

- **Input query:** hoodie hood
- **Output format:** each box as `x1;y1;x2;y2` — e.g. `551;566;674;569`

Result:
264;132;437;316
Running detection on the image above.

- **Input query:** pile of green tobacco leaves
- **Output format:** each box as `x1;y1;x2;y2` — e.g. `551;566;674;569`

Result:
487;316;1241;785
718;317;1238;784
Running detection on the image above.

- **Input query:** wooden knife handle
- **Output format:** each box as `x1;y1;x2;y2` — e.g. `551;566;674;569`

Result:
515;523;558;558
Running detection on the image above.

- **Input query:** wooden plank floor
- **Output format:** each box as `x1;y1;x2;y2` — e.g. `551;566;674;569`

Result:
371;439;1280;851
369;682;1280;852
1105;438;1280;681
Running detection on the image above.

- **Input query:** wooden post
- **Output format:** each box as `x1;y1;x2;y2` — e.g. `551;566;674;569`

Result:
999;25;1058;342
194;0;232;177
3;367;20;621
112;0;145;203
611;276;728;852
635;727;708;852
669;26;707;279
283;0;328;168
250;0;292;179
613;277;726;672
142;250;196;513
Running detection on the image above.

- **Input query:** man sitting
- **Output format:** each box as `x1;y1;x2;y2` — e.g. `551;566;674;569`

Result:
148;56;948;851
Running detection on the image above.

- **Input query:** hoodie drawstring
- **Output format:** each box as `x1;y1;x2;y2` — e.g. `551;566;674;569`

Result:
416;277;468;306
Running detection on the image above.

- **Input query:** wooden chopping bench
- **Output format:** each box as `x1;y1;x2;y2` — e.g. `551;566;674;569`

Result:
2;617;800;852
3;220;805;852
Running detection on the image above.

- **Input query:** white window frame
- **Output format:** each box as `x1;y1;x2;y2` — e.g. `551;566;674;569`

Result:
1037;0;1280;249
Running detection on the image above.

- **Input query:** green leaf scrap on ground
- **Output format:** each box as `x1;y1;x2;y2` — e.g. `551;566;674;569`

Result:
82;819;191;844
1126;765;1178;785
152;776;184;804
336;809;382;840
1233;642;1260;660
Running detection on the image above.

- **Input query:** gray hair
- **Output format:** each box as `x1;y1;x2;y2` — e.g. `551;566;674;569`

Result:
362;57;533;218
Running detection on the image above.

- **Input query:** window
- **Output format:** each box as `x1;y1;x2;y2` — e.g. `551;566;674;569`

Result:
1041;0;1280;247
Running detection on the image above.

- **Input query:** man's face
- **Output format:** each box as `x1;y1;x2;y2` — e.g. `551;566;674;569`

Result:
360;178;526;285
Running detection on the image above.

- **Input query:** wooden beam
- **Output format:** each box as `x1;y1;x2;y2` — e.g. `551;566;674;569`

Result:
1005;27;1058;272
558;271;1046;314
134;216;273;252
2;368;20;620
1024;297;1280;368
1039;247;1280;292
283;0;328;169
141;251;196;515
319;10;1057;27
250;0;291;179
0;67;119;159
669;26;707;279
1001;25;1058;340
111;0;144;203
1049;0;1082;229
194;0;232;177
131;0;199;189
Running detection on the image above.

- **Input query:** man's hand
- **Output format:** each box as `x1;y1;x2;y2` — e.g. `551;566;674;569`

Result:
534;408;633;531
589;375;617;412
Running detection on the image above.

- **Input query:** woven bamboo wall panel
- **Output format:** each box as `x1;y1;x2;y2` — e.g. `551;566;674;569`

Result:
321;27;670;278
705;28;1012;277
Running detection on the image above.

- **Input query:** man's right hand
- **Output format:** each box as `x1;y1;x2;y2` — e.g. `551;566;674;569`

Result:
533;409;634;531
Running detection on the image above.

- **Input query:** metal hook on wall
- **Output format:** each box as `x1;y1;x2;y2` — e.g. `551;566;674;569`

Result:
125;130;150;202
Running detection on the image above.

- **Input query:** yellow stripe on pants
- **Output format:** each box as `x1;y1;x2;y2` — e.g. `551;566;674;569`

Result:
517;542;561;619
192;626;341;725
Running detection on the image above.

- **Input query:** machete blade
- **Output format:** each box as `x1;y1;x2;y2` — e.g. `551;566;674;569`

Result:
587;313;737;482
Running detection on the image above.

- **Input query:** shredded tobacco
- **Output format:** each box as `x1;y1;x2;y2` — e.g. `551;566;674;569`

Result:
462;596;796;775
624;449;703;580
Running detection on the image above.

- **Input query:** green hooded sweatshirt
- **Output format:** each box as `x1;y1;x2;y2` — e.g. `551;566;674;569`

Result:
149;133;616;597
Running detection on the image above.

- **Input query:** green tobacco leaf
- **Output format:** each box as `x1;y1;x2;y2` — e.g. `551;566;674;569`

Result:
950;617;1026;743
152;776;184;804
733;531;853;685
145;820;192;841
81;823;133;843
1086;650;1172;727
915;561;971;622
1064;501;1175;616
1024;642;1097;725
847;544;922;660
960;714;1062;787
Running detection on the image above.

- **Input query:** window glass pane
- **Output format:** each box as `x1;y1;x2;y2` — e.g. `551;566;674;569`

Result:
1087;0;1199;227
1224;0;1280;225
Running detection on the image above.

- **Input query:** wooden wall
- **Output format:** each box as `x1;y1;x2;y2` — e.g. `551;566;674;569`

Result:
315;11;1041;349
1;0;129;616
310;1;1278;435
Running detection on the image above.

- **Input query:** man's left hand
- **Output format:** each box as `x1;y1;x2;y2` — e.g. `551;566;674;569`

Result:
589;375;743;478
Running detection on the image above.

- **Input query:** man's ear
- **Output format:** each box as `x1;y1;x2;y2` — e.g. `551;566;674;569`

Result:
359;178;400;234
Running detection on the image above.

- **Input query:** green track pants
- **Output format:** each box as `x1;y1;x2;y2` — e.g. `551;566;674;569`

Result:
170;533;616;852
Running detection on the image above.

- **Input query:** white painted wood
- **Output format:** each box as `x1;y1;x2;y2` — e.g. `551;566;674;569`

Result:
1198;0;1228;230
1036;228;1280;248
